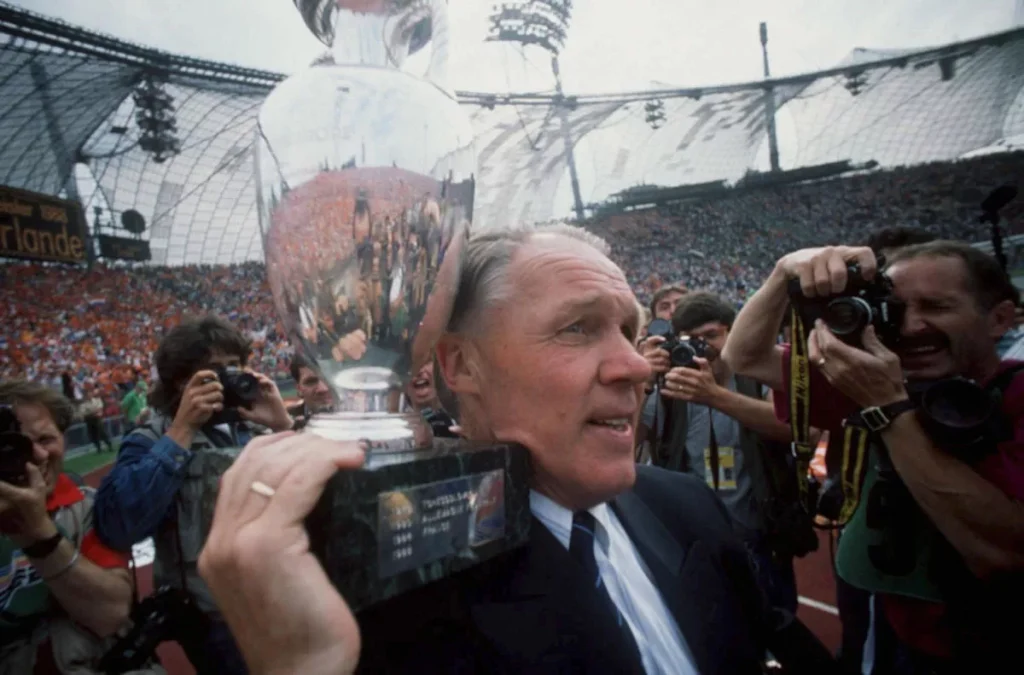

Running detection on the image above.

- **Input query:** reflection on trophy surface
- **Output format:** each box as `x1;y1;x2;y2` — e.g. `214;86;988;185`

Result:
256;0;475;457
251;0;530;612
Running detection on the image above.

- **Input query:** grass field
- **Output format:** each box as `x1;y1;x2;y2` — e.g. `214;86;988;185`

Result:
64;447;118;476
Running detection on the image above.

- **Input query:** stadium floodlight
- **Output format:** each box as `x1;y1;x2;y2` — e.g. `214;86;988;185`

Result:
644;100;666;129
487;1;573;55
132;72;181;164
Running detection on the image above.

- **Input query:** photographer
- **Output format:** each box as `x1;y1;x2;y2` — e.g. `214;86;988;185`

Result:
724;242;1024;672
652;291;806;612
0;380;132;674
635;285;687;447
93;316;293;675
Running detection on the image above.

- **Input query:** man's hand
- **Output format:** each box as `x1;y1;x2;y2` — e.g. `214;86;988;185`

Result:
199;433;366;675
776;245;878;298
238;372;294;432
0;463;58;546
809;322;907;408
639;336;671;376
660;359;723;406
172;370;224;431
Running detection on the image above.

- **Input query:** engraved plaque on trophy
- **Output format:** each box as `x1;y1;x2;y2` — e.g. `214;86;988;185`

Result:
254;0;530;611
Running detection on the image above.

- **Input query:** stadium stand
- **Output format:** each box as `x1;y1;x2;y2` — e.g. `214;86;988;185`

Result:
4;150;1022;398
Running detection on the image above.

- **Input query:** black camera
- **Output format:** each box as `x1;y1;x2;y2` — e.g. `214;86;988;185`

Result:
647;319;710;369
99;586;209;674
213;366;261;409
788;260;904;348
0;405;33;486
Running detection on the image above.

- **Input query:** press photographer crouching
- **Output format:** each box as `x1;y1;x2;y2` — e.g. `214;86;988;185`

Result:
646;291;815;614
724;241;1024;673
92;316;294;675
0;381;132;675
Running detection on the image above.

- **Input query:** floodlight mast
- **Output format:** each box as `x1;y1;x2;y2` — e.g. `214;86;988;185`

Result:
760;21;781;173
488;1;585;221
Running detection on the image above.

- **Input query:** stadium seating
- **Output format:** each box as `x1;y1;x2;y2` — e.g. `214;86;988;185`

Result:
3;153;1021;397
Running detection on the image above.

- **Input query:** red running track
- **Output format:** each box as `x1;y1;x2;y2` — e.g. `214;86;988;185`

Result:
84;466;842;675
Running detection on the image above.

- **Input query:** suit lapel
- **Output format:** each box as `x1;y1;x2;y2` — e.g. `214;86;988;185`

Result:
469;516;645;674
612;490;717;675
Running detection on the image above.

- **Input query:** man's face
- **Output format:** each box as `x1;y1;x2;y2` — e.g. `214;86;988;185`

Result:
459;235;650;509
406;362;438;410
888;256;1009;381
680;321;730;364
15;403;64;496
296;366;332;413
654;291;685;321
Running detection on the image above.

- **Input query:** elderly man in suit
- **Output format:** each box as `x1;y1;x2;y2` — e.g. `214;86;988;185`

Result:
198;223;834;675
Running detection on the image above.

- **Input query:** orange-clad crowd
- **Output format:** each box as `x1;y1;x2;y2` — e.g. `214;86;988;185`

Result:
0;261;290;405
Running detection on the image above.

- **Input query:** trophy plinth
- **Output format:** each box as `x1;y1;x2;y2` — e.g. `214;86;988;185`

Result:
248;0;530;609
306;440;531;611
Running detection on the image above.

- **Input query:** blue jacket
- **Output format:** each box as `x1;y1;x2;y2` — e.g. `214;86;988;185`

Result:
93;419;251;551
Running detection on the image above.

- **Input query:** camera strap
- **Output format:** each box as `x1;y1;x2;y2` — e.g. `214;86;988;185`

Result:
708;412;720;491
789;306;870;524
788;308;816;507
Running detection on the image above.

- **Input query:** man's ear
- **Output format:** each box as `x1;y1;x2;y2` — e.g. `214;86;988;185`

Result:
989;299;1017;340
435;334;481;396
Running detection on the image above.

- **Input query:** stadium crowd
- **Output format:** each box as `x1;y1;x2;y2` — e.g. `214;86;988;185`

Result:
2;152;1021;401
595;152;1024;305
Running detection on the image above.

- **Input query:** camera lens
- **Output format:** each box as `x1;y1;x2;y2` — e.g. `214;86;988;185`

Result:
235;374;260;401
670;342;697;368
921;379;993;430
825;297;872;337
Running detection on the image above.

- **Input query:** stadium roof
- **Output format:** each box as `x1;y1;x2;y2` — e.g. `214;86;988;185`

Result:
1;2;1023;265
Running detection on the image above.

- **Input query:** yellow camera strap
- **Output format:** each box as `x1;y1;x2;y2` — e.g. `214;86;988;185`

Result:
789;306;870;525
788;307;815;505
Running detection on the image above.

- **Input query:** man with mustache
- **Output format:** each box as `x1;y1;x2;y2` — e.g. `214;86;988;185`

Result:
723;241;1024;674
197;223;835;675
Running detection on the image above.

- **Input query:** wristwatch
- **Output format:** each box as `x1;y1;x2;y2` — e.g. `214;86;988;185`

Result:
22;531;64;559
851;399;917;433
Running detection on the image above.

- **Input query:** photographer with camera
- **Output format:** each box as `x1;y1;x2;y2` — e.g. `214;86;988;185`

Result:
724;242;1024;673
649;291;808;613
0;381;133;674
93;316;293;675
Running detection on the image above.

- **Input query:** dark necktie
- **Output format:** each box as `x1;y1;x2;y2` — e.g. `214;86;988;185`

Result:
570;511;639;650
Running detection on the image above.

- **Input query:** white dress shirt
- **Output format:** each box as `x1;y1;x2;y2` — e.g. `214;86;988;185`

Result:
530;491;699;675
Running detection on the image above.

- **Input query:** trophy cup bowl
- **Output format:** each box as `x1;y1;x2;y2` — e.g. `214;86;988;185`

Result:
247;0;530;611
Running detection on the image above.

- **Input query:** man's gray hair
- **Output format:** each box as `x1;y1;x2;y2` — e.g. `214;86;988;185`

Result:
446;222;611;334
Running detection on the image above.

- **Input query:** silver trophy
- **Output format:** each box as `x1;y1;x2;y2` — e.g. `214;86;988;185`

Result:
253;0;529;610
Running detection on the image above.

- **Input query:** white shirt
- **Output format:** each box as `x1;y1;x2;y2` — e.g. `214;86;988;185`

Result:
530;491;699;675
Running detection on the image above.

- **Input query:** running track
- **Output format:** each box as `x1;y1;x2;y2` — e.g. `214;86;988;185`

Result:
84;466;842;675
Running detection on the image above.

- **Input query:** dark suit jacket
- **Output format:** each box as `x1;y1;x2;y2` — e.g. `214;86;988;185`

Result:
356;465;834;674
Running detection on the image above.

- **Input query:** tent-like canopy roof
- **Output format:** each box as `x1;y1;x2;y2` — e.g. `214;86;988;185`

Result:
2;2;1023;264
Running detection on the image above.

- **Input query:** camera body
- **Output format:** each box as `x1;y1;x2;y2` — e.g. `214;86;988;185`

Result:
788;261;904;348
647;318;711;369
212;366;261;410
99;586;209;674
0;405;33;486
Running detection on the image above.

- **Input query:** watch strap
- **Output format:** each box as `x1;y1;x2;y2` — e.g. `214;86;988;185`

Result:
852;399;917;433
22;531;64;559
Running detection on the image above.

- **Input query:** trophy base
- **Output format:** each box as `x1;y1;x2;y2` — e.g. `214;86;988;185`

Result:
306;439;531;612
305;410;434;461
